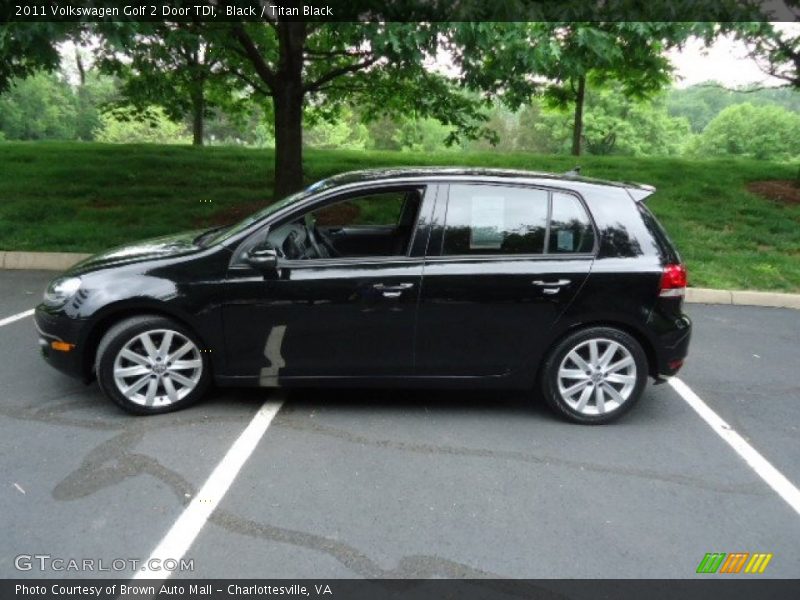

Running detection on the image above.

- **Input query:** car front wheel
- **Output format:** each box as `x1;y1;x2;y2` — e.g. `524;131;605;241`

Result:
95;315;210;415
541;326;648;424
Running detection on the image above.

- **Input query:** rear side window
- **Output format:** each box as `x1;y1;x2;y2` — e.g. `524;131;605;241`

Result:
443;184;548;255
548;192;595;253
442;184;594;256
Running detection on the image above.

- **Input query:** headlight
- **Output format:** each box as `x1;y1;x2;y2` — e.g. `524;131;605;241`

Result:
43;277;81;307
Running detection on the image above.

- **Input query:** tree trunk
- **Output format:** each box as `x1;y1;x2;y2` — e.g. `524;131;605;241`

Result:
74;47;86;87
273;82;304;199
571;75;586;157
190;84;204;146
272;23;307;199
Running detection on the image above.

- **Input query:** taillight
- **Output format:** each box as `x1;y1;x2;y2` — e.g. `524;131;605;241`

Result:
659;263;687;298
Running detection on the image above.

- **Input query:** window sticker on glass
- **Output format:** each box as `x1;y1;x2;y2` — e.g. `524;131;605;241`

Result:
557;229;574;251
470;196;505;249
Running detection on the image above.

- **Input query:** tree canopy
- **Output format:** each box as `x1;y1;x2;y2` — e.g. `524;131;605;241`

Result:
1;2;795;195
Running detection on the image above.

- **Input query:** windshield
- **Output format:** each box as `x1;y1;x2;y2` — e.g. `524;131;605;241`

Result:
202;180;329;246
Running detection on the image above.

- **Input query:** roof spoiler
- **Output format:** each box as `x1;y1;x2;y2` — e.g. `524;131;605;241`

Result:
627;184;656;202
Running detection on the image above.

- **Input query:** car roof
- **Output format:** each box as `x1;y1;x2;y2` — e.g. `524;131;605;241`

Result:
318;167;656;200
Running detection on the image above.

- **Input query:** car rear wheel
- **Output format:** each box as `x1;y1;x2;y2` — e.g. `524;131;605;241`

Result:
541;326;648;424
95;315;210;415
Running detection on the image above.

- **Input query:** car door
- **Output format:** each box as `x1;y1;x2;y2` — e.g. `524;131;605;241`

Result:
414;183;595;377
221;184;434;382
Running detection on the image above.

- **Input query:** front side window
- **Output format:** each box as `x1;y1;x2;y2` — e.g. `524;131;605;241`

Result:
443;184;549;255
264;188;423;260
313;191;407;228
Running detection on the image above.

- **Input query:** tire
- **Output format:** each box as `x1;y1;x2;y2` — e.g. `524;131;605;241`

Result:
95;315;211;415
540;326;648;425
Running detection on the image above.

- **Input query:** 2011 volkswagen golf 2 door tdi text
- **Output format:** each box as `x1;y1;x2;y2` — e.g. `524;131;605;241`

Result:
35;168;691;424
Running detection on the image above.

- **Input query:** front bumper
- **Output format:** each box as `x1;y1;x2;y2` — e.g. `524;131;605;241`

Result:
34;305;87;380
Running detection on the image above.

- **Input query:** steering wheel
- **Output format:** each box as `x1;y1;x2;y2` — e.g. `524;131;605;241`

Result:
304;213;340;258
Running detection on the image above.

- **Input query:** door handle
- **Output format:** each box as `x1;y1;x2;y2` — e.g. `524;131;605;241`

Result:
532;279;571;287
373;282;414;298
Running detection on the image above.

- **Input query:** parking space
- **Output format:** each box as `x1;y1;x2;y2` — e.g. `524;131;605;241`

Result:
678;305;800;487
1;270;798;579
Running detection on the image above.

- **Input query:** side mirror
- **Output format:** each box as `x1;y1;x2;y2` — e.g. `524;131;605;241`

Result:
246;244;279;272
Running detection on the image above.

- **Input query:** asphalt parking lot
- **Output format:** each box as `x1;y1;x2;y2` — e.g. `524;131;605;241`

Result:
1;270;798;579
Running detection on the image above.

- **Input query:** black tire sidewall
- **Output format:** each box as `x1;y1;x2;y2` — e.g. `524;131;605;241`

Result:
541;326;648;425
95;316;210;415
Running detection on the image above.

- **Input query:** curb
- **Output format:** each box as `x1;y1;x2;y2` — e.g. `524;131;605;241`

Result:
686;287;800;310
1;251;799;310
0;251;92;271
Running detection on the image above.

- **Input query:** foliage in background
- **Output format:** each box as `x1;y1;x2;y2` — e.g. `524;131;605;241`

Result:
1;63;798;162
452;22;722;156
666;83;800;132
0;70;118;141
186;19;495;197
94;106;191;145
689;103;800;160
96;22;236;146
514;87;692;156
302;107;369;151
0;72;78;140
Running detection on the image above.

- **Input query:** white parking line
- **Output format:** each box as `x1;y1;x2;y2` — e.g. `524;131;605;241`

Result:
669;377;800;516
134;398;285;580
0;308;34;328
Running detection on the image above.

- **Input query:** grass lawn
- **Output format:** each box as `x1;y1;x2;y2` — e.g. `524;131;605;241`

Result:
1;141;798;291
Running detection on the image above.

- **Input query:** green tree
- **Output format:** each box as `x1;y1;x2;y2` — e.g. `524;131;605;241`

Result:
0;23;70;93
0;71;78;140
666;83;742;133
739;19;800;88
303;107;369;150
547;23;686;156
454;23;685;155
667;83;800;133
94;105;190;144
580;87;692;156
365;115;403;151
515;101;563;154
463;104;519;152
453;20;750;156
395;115;458;152
690;103;800;159
74;71;119;141
211;18;489;197
98;22;230;146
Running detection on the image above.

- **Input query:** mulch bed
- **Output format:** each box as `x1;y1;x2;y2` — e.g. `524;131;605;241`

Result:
746;180;800;206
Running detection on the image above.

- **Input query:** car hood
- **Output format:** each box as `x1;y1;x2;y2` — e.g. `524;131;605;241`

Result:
67;230;204;275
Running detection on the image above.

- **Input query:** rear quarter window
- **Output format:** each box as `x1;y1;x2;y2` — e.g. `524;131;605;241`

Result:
637;202;681;264
548;192;595;253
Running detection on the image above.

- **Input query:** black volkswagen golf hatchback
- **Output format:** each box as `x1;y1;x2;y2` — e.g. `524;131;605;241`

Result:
35;168;691;423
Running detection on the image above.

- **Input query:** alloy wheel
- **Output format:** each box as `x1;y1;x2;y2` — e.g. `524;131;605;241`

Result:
112;329;203;407
557;338;637;416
